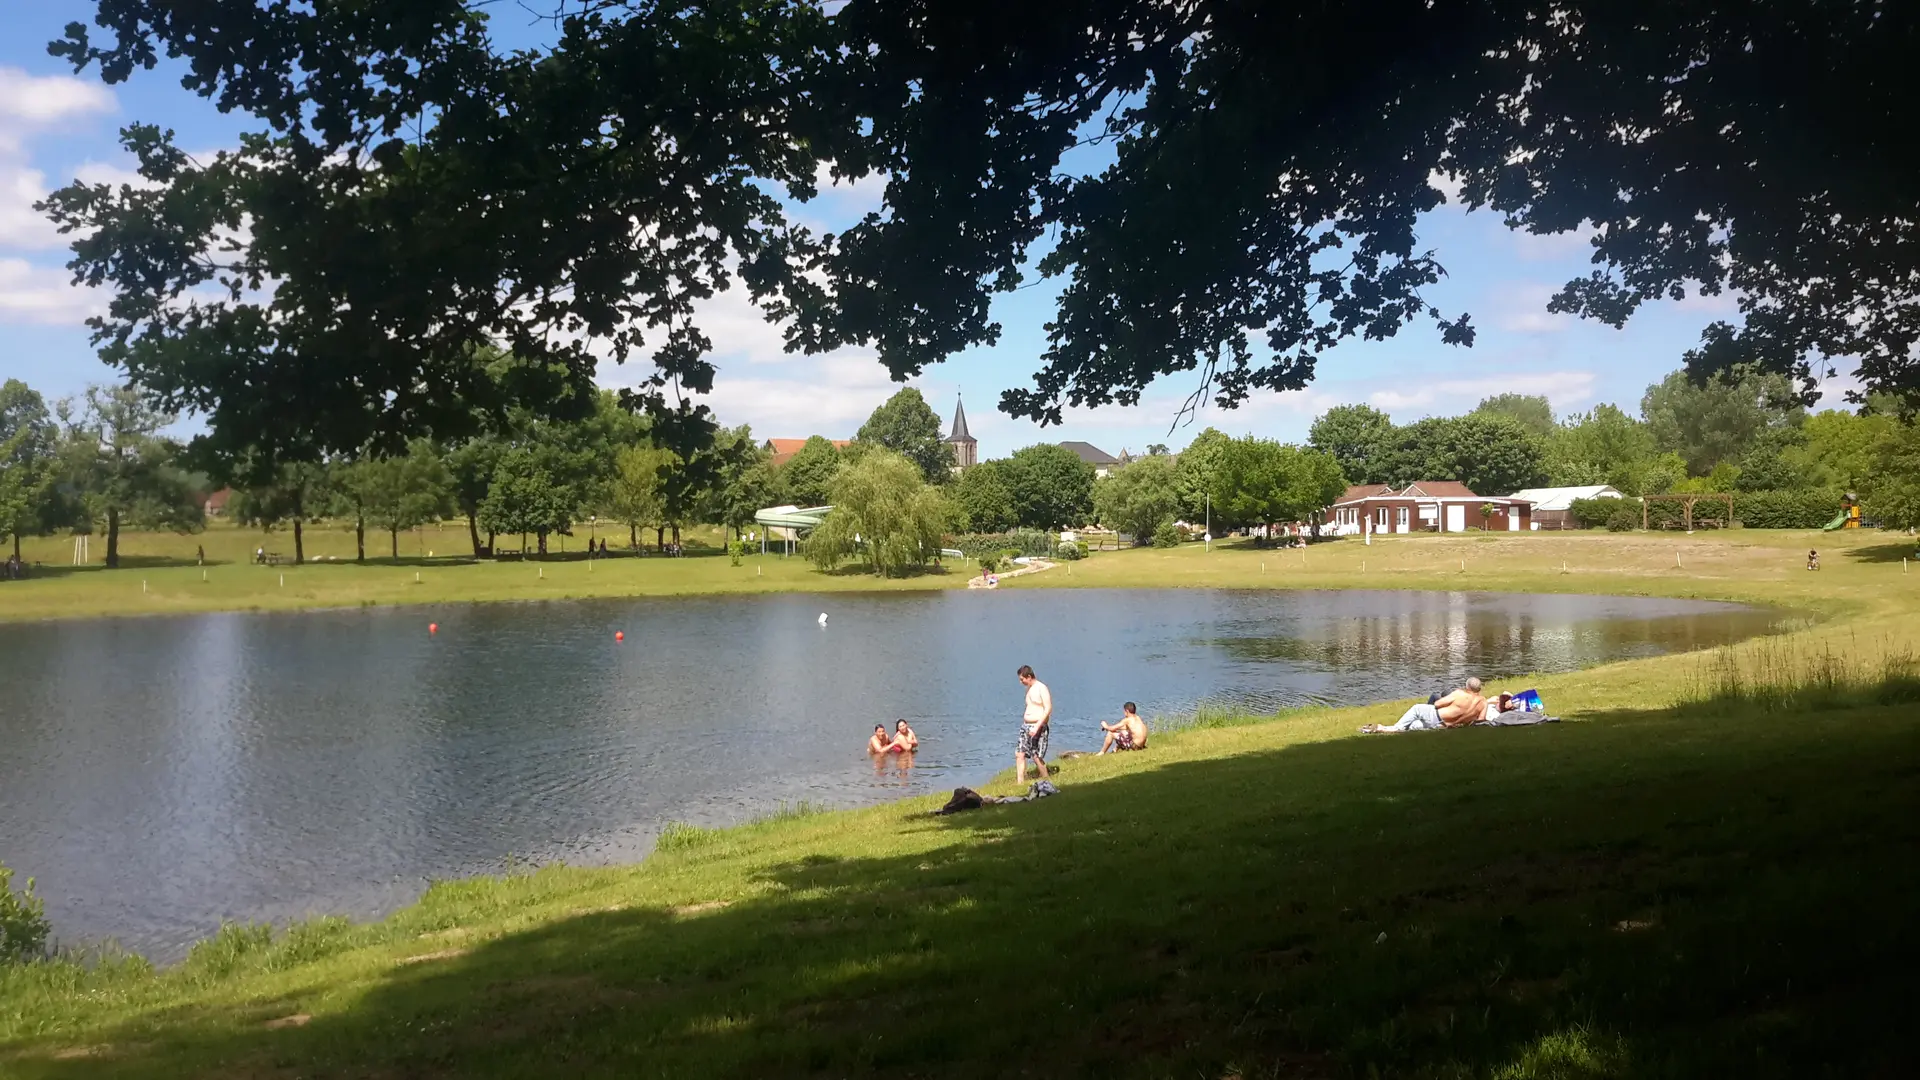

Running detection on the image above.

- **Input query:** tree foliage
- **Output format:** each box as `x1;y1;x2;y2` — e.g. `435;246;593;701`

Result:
1642;366;1804;476
478;450;570;553
856;388;950;483
1862;423;1920;531
952;459;1017;533
1307;405;1393;487
1472;394;1556;440
804;450;949;577
40;1;1919;453
1092;454;1181;544
779;436;844;508
1546;404;1655;492
1003;444;1095;531
61;386;203;568
0;380;60;558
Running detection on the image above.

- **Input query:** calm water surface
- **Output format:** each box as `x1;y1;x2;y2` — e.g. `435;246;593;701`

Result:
0;588;1780;959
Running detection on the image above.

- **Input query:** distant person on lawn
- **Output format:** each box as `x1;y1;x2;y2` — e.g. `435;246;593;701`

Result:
867;724;892;755
1016;665;1052;783
1099;702;1149;753
1362;677;1488;734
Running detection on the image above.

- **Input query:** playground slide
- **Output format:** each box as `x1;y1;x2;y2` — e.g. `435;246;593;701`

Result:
1821;512;1848;531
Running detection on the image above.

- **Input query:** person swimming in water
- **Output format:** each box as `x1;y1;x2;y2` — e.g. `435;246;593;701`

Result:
888;718;919;753
867;724;892;754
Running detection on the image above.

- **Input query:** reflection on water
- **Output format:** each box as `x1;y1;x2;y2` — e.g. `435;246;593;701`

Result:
0;589;1779;959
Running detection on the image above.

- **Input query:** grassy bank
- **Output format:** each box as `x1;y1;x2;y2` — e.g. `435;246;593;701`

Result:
4;518;1917;624
3;528;1918;1076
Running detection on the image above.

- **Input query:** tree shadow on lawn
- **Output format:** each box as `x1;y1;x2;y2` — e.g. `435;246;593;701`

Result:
21;705;1919;1079
1841;539;1920;564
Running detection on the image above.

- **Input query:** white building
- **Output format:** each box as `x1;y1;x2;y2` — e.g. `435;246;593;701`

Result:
1507;485;1623;529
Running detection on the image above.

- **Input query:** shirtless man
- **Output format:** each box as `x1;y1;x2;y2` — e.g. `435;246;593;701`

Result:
867;724;892;754
1363;677;1488;734
1016;665;1052;783
1100;702;1149;753
889;718;919;753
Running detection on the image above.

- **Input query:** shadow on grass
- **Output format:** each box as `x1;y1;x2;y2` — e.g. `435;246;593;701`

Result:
16;703;1918;1079
1841;539;1920;564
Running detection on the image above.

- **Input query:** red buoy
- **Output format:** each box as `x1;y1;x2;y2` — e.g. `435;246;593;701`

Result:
429;623;438;634
615;631;625;642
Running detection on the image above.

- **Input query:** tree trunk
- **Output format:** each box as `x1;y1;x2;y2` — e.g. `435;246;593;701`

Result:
293;518;305;564
106;507;120;568
629;523;637;549
391;527;400;559
655;526;664;552
467;512;486;559
537;530;548;556
355;515;366;563
11;532;18;560
672;524;681;549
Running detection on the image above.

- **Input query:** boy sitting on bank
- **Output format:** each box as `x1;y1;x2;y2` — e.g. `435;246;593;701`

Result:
1100;702;1149;753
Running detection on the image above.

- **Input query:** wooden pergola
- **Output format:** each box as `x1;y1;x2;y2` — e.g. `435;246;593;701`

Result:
1642;493;1736;531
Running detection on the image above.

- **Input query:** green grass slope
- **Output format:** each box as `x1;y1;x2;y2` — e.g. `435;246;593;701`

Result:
4;689;1915;1078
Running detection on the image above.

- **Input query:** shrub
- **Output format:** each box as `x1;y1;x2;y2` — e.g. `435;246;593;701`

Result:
1734;489;1845;529
1605;505;1639;531
728;539;749;566
1568;497;1629;529
1055;540;1084;561
948;529;1054;560
1152;521;1184;548
978;556;1001;576
0;862;50;963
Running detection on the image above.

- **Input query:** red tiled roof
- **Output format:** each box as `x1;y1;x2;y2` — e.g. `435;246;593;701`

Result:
1400;480;1478;499
765;438;851;466
1336;483;1393;504
204;487;233;512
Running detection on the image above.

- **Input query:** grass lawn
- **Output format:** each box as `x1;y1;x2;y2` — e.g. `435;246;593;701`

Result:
2;526;1918;1076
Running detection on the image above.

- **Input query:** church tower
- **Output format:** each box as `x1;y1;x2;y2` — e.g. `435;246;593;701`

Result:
945;395;977;471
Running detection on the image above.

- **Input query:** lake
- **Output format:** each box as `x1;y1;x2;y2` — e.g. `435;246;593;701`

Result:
0;588;1781;959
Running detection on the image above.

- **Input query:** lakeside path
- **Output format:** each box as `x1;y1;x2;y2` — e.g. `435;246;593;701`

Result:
2;526;1917;1076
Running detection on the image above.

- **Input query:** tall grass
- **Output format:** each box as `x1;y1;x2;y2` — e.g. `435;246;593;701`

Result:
1684;635;1920;714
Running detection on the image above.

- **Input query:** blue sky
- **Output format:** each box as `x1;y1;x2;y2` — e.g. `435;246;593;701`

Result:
0;3;1848;458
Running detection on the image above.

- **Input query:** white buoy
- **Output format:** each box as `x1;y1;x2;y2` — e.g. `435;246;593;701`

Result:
818;612;829;627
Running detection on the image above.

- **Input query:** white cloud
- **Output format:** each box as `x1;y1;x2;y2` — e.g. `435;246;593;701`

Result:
1489;282;1573;333
0;67;115;150
0;156;59;248
1368;370;1597;415
0;257;103;325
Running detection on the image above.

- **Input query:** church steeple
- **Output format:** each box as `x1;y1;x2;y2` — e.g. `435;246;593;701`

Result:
945;395;977;469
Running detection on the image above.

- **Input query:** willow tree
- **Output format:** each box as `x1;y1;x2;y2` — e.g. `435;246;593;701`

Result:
804;451;949;577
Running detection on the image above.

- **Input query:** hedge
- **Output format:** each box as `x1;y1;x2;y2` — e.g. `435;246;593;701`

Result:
1572;490;1845;530
1734;489;1846;529
1567;497;1624;529
948;529;1055;559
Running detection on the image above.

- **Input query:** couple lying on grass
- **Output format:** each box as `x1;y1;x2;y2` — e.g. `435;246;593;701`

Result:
867;719;919;755
1359;677;1533;734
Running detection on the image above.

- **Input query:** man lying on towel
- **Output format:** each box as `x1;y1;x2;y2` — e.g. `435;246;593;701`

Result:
1362;678;1487;734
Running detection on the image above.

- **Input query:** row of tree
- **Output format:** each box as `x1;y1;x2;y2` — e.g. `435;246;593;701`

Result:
1306;365;1916;506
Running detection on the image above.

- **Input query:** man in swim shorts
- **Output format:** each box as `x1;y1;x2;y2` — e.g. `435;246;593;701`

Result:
1100;702;1149;753
1016;664;1052;783
1363;677;1488;734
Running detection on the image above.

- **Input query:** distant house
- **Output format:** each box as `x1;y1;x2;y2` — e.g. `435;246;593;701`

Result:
1059;441;1121;478
945;397;977;471
1328;481;1534;534
1508;485;1623;529
763;437;851;468
204;488;233;518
